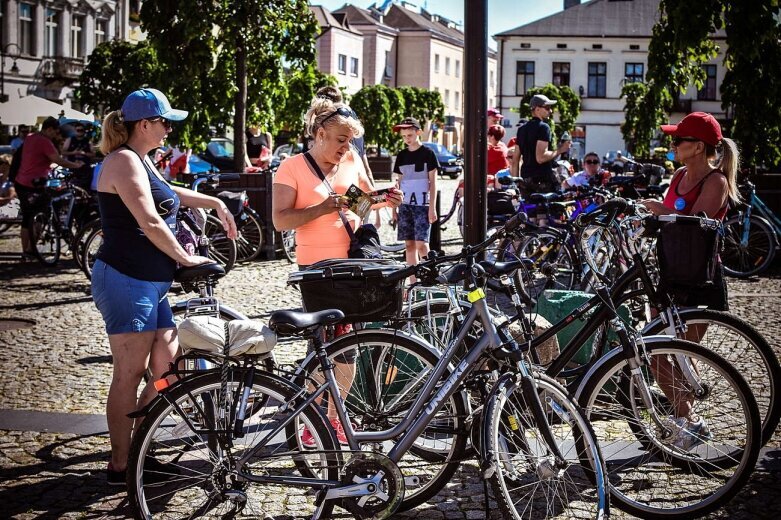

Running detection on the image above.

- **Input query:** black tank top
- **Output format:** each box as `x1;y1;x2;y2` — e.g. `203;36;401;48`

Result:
96;146;180;281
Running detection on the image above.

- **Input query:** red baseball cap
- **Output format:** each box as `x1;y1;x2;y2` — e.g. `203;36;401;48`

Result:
660;112;722;146
487;108;503;118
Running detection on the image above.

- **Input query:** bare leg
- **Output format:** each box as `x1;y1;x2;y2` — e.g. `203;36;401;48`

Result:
21;227;32;254
416;240;430;262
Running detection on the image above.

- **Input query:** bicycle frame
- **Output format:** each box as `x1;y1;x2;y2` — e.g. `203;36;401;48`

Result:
742;191;781;246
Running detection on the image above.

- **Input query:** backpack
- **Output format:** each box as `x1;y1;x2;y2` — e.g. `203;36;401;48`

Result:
8;144;23;183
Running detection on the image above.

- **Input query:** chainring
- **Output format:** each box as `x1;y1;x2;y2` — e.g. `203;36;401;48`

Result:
339;452;405;520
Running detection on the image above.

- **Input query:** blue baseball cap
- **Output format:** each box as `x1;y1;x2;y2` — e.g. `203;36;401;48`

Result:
121;88;188;122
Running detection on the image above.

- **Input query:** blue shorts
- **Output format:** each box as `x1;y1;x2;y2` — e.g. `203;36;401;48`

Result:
91;259;175;335
397;204;431;242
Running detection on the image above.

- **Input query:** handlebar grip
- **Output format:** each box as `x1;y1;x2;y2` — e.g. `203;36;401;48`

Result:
504;212;528;233
575;197;629;227
218;173;241;182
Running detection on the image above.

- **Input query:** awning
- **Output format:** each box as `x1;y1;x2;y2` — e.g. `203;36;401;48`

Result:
0;94;94;126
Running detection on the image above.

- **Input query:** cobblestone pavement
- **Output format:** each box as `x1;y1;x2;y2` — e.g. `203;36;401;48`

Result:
1;178;780;519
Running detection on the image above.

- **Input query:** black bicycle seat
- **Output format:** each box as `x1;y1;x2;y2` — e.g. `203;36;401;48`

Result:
174;262;225;283
268;309;345;335
528;192;561;204
480;259;534;276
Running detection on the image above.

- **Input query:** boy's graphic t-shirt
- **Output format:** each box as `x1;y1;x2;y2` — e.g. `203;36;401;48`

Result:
393;146;439;206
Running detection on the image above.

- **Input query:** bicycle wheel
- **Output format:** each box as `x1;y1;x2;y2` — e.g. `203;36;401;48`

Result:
499;231;577;303
578;340;761;518
297;331;470;511
642;307;781;447
203;214;237;273
280;229;296;263
235;210;264;262
721;214;777;278
81;226;103;280
128;370;339;519
31;211;60;266
71;217;100;269
485;373;609;519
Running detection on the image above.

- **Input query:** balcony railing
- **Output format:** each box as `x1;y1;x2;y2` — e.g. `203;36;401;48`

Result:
42;57;85;81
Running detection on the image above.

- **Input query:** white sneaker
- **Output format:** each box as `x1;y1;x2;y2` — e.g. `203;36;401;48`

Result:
667;416;712;451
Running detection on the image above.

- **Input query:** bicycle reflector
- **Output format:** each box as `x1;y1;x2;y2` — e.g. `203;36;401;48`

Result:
154;378;171;392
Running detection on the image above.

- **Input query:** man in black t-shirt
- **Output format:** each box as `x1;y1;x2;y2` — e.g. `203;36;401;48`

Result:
511;94;571;194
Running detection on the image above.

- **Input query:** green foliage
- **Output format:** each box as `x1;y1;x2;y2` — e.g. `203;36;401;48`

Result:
517;84;581;145
620;82;671;157
75;40;160;117
136;0;318;163
646;0;781;167
278;67;337;144
351;85;393;150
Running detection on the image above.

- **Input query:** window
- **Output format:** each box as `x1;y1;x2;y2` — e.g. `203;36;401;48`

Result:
455;60;461;78
454;91;460;111
556;43;567;49
552;62;570;87
71;15;85;58
490;70;495;90
520;43;531;49
588;62;607;97
624;63;644;83
629;44;640;50
350;57;359;77
698;64;717;100
45;8;59;56
444;89;450;107
515;61;535;96
434;54;440;73
445;57;450;75
95;19;108;46
19;3;34;55
338;54;346;75
592;44;603;50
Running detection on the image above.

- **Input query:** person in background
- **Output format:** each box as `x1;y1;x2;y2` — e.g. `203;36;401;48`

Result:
487;124;509;190
14;117;84;260
245;126;273;169
393;117;438;268
511;95;571;194
91;88;236;485
272;95;402;446
10;125;29;151
62;123;97;190
0;155;16;206
487;107;503;128
642;111;741;451
562;151;606;189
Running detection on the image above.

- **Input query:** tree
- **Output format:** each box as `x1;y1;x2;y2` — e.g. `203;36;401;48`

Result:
518;84;581;146
277;66;337;145
620;81;671;157
75;40;160;117
645;0;781;167
139;0;319;170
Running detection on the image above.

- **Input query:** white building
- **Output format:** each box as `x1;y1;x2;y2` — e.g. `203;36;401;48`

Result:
494;0;726;157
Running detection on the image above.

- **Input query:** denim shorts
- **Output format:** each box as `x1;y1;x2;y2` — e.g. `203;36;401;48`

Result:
91;259;175;334
397;204;431;242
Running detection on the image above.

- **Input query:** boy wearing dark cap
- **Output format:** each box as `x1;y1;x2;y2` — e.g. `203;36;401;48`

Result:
392;117;439;267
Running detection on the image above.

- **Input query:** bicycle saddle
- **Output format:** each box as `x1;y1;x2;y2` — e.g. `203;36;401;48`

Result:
174;262;225;283
268;309;345;336
528;192;561;204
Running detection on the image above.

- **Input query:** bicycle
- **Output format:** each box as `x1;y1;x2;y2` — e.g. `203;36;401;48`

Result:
721;179;780;277
127;213;610;519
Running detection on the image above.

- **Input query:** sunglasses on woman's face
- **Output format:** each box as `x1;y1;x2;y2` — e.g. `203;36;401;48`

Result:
146;117;173;130
671;136;699;146
320;107;354;126
585;159;600;165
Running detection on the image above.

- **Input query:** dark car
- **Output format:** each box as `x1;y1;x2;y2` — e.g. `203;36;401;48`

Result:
199;137;240;172
422;141;462;179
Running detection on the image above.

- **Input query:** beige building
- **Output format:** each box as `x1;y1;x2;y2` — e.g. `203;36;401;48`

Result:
494;0;727;158
0;0;140;115
311;5;364;96
331;2;497;151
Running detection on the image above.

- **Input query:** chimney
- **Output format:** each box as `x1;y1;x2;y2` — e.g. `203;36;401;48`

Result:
564;0;581;9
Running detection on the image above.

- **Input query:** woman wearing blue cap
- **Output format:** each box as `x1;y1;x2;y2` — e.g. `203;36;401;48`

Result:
91;88;237;485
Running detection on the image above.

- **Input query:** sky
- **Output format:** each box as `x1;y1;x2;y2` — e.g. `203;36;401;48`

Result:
314;0;570;49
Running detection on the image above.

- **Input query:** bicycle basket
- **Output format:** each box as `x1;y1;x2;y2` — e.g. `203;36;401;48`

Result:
287;259;406;323
656;220;721;289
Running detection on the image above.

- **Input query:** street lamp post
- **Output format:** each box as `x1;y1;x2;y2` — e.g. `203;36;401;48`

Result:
1;43;22;103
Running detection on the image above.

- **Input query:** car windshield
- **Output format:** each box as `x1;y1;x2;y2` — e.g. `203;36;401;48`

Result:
424;142;447;155
208;140;234;158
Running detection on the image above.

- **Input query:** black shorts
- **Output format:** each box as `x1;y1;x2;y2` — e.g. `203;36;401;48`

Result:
13;184;46;229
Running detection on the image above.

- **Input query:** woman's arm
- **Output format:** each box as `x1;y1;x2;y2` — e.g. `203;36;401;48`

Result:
690;174;729;218
272;183;341;231
171;185;237;240
104;152;207;266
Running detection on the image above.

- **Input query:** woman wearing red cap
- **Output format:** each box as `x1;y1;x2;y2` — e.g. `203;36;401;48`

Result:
643;111;741;450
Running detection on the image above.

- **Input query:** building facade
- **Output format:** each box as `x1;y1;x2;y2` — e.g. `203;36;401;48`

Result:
495;0;727;158
0;0;139;113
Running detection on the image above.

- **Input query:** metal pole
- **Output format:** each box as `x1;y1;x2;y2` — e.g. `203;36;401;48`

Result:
463;0;487;246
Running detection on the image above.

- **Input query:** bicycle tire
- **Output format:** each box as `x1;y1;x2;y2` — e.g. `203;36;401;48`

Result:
578;339;761;518
296;330;470;511
80;225;103;280
203;214;237;273
71;217;100;269
235;210;264;262
280;229;296;263
127;370;339;519
641;307;781;447
721;214;777;278
31;211;60;266
486;372;609;520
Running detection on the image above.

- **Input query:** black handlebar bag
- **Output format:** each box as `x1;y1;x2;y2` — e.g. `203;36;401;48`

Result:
656;220;722;289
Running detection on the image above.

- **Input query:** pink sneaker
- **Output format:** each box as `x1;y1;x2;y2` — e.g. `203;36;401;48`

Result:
330;418;353;446
300;425;317;449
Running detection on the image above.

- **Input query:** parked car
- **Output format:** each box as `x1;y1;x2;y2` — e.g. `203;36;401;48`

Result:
199;137;239;172
422;141;462;179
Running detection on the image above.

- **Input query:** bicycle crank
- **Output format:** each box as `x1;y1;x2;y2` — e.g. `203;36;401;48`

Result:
338;452;405;520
